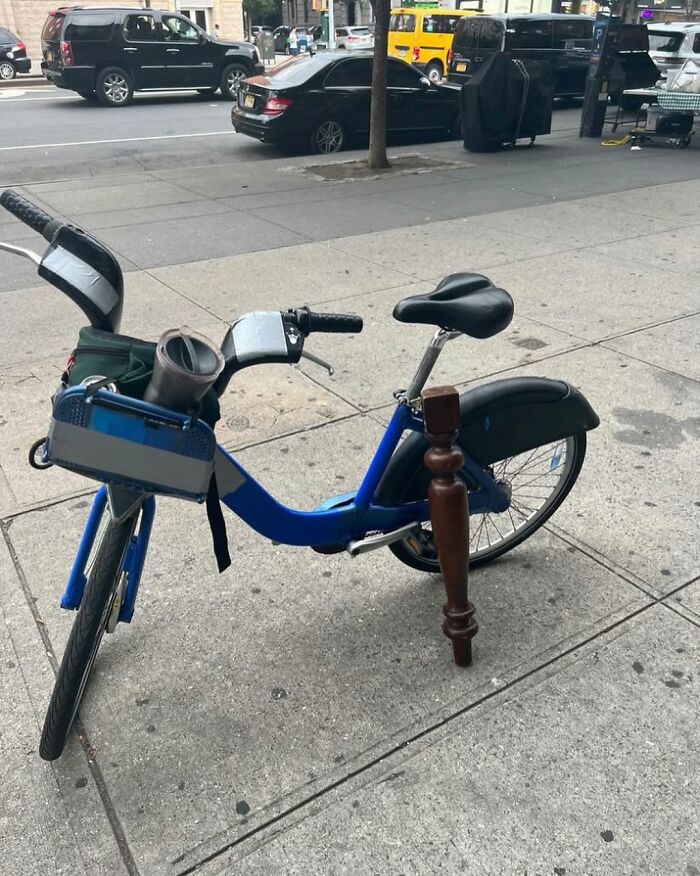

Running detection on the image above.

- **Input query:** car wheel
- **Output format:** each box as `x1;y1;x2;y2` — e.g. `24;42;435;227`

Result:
0;60;16;80
78;90;98;101
310;118;346;154
220;64;248;100
425;61;443;84
96;67;133;107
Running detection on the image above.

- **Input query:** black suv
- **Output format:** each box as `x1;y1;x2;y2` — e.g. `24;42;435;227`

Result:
41;6;264;106
1;27;31;79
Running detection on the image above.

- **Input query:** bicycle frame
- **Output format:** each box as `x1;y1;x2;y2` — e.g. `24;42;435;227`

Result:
60;399;506;619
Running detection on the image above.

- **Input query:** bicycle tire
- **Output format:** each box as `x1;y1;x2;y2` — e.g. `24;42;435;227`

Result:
390;432;586;573
39;514;136;761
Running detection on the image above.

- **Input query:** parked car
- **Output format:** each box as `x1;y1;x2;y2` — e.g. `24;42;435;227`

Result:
272;25;322;53
335;26;373;51
447;13;594;97
232;51;461;153
647;22;700;79
389;8;477;83
40;7;264;106
0;27;31;79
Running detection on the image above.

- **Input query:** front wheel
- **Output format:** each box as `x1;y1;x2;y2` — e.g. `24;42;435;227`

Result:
0;60;16;80
96;67;133;107
390;433;587;572
310;118;346;154
39;514;137;761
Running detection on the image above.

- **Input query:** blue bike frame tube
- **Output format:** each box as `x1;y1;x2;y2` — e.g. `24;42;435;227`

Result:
354;404;411;510
60;485;108;610
119;495;156;623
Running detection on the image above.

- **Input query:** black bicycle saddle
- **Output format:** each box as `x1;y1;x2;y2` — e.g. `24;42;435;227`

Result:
392;273;514;339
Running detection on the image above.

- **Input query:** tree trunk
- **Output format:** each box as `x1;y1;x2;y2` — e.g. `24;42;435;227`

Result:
368;0;390;169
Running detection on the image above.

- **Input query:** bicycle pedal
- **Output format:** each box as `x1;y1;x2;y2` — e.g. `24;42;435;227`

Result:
346;523;422;558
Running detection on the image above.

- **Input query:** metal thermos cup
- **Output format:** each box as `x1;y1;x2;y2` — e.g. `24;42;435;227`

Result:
144;327;224;412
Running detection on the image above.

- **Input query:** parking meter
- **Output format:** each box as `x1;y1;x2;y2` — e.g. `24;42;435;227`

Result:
579;14;621;138
255;32;275;65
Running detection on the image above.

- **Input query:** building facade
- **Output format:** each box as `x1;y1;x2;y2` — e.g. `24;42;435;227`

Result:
0;0;244;67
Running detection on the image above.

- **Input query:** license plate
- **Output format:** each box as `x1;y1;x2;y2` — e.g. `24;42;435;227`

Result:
399;49;406;57
244;94;255;109
456;62;468;73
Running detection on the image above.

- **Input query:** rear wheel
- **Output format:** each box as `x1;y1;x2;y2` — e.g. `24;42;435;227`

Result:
220;64;248;100
0;60;16;80
310;118;346;154
96;67;133;107
426;61;443;84
390;433;587;572
39;513;138;761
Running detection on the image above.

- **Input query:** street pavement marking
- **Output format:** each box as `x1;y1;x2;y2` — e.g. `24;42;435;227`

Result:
0;94;77;102
0;130;233;151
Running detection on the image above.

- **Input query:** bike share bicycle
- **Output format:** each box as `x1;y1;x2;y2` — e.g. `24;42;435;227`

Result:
0;189;599;761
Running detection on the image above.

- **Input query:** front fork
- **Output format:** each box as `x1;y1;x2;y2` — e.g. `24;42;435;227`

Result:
60;484;156;624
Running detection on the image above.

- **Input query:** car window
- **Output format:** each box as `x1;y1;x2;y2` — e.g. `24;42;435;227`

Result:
350;27;370;35
479;18;505;51
123;14;157;42
41;14;65;42
0;28;17;43
506;19;553;51
336;29;347;37
647;31;684;53
161;14;200;42
387;58;422;88
453;17;480;51
553;19;592;49
694;33;700;54
324;58;373;87
65;13;115;42
422;15;463;35
389;14;416;33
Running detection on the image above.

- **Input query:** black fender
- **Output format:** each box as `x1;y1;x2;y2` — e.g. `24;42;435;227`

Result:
376;377;599;504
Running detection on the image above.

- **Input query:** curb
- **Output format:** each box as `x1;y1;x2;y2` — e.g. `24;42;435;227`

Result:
0;75;46;90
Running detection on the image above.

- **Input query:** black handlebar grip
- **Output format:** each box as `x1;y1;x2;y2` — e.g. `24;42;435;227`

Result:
0;189;54;237
306;312;364;334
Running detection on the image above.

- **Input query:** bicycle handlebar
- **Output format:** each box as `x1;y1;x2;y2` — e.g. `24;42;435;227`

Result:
287;306;363;336
0;189;63;242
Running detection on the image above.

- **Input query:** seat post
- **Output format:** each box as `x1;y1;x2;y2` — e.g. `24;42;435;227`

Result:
406;328;461;404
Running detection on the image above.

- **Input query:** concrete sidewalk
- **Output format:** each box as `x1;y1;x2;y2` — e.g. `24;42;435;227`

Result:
1;130;699;875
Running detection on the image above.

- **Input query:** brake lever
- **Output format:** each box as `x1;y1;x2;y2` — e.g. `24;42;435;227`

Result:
300;349;335;376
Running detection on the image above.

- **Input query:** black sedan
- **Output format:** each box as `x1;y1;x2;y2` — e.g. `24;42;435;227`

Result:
0;27;31;80
232;52;461;154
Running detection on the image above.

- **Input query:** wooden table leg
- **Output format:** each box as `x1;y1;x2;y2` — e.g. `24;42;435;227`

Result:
421;386;478;667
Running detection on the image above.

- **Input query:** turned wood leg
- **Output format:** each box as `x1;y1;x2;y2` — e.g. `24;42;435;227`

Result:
422;386;478;667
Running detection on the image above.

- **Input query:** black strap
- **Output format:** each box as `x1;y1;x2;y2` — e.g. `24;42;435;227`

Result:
206;473;231;573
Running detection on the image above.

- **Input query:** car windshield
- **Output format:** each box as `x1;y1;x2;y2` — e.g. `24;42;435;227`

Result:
648;31;685;52
266;54;332;86
349;27;371;34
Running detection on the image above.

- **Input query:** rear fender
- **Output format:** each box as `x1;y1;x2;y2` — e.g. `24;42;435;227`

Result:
376;377;598;504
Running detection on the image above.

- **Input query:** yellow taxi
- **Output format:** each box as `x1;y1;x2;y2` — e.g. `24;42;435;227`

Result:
388;8;478;83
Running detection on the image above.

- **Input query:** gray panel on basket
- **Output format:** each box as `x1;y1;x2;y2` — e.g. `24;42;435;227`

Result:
48;420;213;496
231;312;287;362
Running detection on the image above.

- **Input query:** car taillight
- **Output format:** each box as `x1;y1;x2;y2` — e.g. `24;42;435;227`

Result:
447;49;453;67
60;40;73;65
348;35;358;41
263;96;292;115
412;46;420;62
15;41;26;52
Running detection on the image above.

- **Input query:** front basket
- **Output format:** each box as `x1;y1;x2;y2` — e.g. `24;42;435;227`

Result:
44;386;216;501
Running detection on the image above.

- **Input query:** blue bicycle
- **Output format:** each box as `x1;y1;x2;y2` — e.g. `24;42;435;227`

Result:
0;190;599;760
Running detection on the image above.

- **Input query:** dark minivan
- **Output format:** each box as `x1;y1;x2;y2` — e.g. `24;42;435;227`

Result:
448;13;593;97
41;7;264;106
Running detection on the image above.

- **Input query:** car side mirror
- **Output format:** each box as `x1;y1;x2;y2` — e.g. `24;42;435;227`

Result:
419;76;431;90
